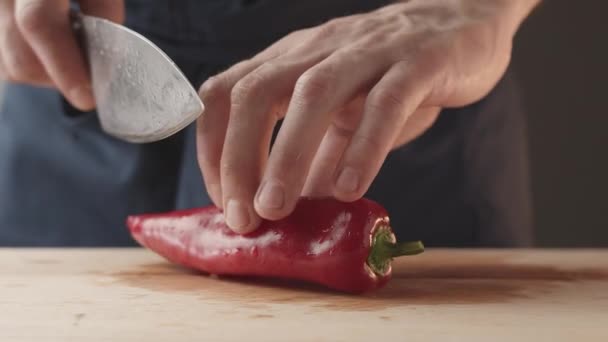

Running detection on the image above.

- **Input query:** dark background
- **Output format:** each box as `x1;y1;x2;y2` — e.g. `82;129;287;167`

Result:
512;0;607;246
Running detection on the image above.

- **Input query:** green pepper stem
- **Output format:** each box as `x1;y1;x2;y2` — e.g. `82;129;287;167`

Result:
382;240;424;258
367;227;424;276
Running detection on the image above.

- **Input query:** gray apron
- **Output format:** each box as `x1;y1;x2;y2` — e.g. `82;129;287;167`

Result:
0;0;533;247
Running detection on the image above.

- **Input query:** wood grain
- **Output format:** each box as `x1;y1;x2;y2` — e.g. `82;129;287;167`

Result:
1;248;607;341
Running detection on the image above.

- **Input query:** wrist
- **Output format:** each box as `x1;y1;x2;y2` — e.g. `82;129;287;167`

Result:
484;0;542;37
394;0;540;38
453;0;541;53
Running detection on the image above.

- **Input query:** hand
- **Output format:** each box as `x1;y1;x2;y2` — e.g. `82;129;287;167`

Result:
0;0;124;110
196;0;540;233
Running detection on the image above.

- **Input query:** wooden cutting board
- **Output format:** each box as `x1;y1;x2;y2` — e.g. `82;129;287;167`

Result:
1;248;607;341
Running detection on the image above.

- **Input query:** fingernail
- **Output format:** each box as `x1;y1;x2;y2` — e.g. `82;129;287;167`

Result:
69;85;94;110
257;180;285;210
226;199;251;232
336;167;360;193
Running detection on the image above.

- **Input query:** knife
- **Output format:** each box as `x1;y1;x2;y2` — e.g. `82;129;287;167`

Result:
71;10;204;143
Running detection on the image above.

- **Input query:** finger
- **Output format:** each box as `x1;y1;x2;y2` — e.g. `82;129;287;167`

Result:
0;17;51;86
0;3;11;81
220;55;323;233
79;0;125;23
197;29;328;208
197;55;285;208
392;106;441;148
306;106;439;189
0;2;6;80
301;95;366;197
254;47;391;220
15;0;94;110
0;55;6;80
333;61;430;201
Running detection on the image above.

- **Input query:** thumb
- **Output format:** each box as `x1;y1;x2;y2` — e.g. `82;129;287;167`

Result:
79;0;125;23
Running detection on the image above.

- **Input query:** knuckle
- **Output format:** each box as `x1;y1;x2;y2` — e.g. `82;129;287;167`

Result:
294;69;334;105
273;148;306;176
329;121;357;140
368;87;406;114
15;2;47;35
316;18;343;39
231;68;270;106
220;159;244;180
283;28;306;41
364;17;384;30
364;29;393;48
199;75;228;103
355;132;386;154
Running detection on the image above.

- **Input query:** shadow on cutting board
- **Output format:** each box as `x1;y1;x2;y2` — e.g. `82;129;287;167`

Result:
108;253;608;311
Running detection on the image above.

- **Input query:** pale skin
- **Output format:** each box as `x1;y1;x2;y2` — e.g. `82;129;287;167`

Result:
0;0;540;233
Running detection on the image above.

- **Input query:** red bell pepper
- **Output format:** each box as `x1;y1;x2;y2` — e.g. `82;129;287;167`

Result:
126;197;423;293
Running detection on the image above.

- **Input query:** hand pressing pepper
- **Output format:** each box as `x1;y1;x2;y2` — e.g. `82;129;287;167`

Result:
196;0;542;234
127;197;423;293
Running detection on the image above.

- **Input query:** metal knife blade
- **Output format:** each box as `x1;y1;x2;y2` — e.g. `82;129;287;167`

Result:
72;11;204;143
